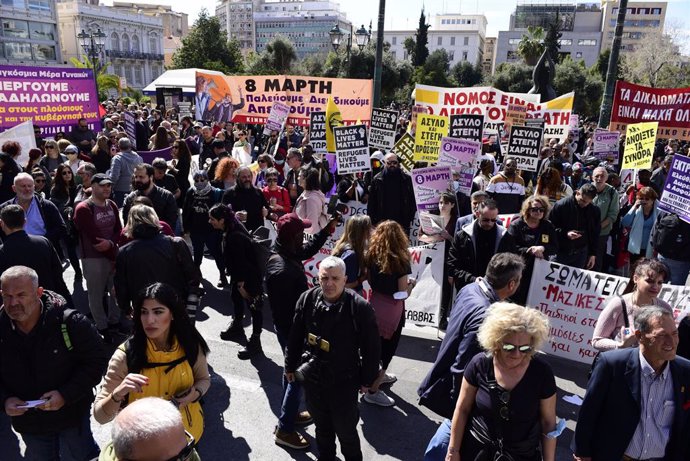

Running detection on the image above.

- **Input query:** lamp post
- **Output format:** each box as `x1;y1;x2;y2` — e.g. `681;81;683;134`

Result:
77;28;106;97
373;0;385;107
329;23;370;65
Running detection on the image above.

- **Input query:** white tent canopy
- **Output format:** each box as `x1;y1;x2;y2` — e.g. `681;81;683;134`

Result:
142;68;225;96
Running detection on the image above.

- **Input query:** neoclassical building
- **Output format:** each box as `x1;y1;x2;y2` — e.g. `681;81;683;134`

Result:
57;0;164;91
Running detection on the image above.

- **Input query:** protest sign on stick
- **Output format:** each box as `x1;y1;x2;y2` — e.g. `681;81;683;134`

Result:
437;137;480;195
507;125;543;172
309;111;327;154
621;122;658;170
411;166;452;212
659;154;690;224
369;108;398;151
414;114;448;163
593;128;620;163
392;133;415;172
334;124;370;174
449;114;484;142
263;101;290;135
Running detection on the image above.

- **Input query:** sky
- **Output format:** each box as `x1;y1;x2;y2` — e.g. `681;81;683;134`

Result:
103;0;690;49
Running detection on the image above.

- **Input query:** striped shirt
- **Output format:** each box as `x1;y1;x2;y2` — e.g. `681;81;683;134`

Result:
625;350;674;459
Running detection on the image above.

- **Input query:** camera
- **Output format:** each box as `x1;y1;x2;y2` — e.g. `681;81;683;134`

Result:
295;353;320;384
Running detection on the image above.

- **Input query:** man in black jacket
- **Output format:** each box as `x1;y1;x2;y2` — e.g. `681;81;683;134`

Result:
122;164;178;229
0;205;71;303
222;166;269;232
367;153;417;234
285;256;380;461
267;213;334;450
549;183;601;269
0;266;106;459
206;139;230;181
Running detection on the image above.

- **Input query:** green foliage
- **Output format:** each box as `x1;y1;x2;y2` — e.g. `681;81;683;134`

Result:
70;56;119;101
403;37;416;61
414;49;452;87
450;61;484;87
170;9;243;74
244;36;297;75
490;62;534;93
555;57;603;117
413;8;430;66
123;87;143;103
517;26;545;65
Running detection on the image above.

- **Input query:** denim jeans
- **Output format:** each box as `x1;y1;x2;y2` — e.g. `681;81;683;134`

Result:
276;328;303;433
423;419;451;461
658;255;690;286
21;413;99;461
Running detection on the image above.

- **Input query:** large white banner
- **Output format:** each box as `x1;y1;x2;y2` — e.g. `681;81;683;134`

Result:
527;259;690;364
0;119;36;167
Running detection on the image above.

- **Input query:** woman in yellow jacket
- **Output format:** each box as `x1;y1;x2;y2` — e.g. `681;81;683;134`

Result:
94;282;211;444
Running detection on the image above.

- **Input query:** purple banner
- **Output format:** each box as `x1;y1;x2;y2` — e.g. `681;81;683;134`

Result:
659;154;690;224
593;129;620;163
139;146;173;164
0;65;100;137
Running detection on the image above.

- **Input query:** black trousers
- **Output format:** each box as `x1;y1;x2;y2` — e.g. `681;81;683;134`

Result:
304;381;362;461
231;283;263;337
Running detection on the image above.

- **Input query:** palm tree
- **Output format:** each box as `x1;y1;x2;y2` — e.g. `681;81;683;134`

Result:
70;56;120;101
517;26;545;66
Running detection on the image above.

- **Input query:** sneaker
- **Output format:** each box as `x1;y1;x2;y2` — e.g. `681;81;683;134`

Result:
363;390;395;407
294;410;313;426
380;373;398;385
274;427;310;450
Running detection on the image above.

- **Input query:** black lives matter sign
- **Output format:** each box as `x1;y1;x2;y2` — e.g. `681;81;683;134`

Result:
369;108;398;151
508;126;543;172
334;124;371;174
310;111;327;154
449;114;484;142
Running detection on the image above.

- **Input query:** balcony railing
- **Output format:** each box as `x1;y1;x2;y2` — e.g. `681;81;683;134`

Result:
106;50;164;60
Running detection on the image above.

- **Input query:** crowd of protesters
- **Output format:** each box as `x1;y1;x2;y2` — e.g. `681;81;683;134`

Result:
0;97;689;461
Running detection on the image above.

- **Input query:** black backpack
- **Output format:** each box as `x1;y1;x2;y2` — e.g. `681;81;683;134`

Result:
653;212;690;260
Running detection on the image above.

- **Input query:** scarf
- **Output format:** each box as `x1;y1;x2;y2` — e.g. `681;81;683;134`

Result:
193;181;212;195
627;201;657;257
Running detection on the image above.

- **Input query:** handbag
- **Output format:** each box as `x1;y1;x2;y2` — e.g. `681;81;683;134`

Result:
418;371;458;419
588;296;628;379
615;227;630;269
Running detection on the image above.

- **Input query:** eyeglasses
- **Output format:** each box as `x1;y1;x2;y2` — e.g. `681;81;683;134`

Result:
501;343;533;354
61;171;72;176
239;134;246;137
258;159;267;164
34;179;46;183
493;388;511;420
163;430;195;461
529;207;545;213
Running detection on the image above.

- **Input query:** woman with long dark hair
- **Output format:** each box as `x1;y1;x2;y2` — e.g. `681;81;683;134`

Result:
149;126;171;150
210;203;265;360
50;163;82;279
332;214;372;294
170;139;192;205
94;282;210;443
363;220;415;407
90;135;112;174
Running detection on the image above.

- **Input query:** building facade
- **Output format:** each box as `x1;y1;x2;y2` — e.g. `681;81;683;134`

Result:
216;0;258;55
57;0;164;91
0;0;63;65
253;0;350;60
483;37;496;74
384;14;487;67
600;0;667;52
495;2;602;69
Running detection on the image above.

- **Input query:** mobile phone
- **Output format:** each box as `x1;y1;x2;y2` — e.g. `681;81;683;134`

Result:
327;195;339;215
17;399;47;409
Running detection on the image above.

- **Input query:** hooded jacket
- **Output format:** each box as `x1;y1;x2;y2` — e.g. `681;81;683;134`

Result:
109;150;143;193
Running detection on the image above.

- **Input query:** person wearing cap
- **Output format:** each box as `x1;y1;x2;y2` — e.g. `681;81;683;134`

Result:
367;153;416;234
206;138;230;181
68;117;97;153
568;162;587;190
363;151;385;192
74;173;123;342
477;138;499;175
102;117;116;138
266;213;336;449
109;138;143;207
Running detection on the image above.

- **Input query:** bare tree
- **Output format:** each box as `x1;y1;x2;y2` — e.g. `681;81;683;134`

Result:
621;27;682;88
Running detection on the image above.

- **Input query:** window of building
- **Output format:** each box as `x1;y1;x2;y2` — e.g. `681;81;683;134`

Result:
449;51;455;60
652;8;661;14
131;35;140;52
4;41;32;60
575;51;583;58
507;50;518;60
32;43;55;60
392;36;397;45
558;39;572;46
462;51;468;61
124;66;133;84
134;66;142;84
2;19;29;38
508;38;521;45
114;64;123;76
437;36;442;45
149;34;158;54
27;0;51;12
122;33;130;52
578;39;597;46
451;36;456;46
29;22;55;41
152;64;160;79
463;36;469;46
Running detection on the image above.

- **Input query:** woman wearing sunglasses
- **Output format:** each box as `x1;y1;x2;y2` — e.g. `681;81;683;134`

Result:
507;195;559;305
444;303;556;461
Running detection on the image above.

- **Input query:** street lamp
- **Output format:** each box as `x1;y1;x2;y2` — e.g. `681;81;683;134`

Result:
77;28;106;97
329;23;370;64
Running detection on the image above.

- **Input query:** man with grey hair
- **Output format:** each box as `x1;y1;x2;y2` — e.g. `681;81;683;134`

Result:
0;265;106;460
100;397;200;461
419;252;525;461
109;137;143;207
574;306;690;461
285;256;380;461
591;166;619;272
222;165;269;232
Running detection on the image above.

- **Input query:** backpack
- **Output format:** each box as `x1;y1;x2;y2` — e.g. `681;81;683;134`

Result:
250;226;272;278
653;212;690;260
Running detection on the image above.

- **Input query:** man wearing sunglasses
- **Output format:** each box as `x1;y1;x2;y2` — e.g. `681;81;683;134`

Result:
102;397;200;461
447;199;517;290
367;152;416;234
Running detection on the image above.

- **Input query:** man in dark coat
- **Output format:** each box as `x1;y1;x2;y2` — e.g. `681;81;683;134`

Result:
122;164;178;229
222;166;269;232
367;153;416;234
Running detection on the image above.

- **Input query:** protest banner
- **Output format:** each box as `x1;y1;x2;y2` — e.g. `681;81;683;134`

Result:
659;154;690;224
309;111;327;154
527;259;690;364
0;119;36;167
610;80;690;140
123;111;137;143
195;72;372;127
593;128;620;163
325;97;343;153
392;133;415;172
526;92;574;142
369;108;398;151
139;146;173;164
505;103;527;132
525;118;545;130
263;101;290;135
569;114;580;143
438;137;480;195
0;65;100;136
507;125;543;172
449;114;484;142
414;114;448;163
621;121;658;170
411;166;452;212
334;124;370;174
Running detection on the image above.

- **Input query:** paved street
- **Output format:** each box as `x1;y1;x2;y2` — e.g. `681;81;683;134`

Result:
0;254;591;460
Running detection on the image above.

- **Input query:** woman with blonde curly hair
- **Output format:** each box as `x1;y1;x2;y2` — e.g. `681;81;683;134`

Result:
212;156;240;190
362;220;415;407
446;302;557;461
